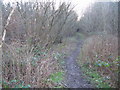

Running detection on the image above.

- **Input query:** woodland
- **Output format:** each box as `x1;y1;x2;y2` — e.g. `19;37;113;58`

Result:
0;0;119;88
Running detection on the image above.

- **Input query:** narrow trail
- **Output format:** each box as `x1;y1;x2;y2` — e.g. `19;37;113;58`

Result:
63;37;93;88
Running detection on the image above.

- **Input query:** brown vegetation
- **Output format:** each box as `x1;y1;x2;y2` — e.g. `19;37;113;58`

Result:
1;1;79;88
1;0;119;88
2;41;60;88
77;2;118;88
80;34;118;87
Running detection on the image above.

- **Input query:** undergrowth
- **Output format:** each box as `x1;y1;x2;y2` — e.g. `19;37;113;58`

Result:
2;41;64;88
80;63;111;88
78;34;119;88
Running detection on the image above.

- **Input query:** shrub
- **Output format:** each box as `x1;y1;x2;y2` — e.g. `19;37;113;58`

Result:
2;41;59;88
79;34;118;87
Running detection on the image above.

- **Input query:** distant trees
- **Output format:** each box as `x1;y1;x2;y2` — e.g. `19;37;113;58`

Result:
79;2;118;35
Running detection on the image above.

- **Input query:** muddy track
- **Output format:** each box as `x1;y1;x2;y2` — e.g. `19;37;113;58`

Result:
63;37;93;88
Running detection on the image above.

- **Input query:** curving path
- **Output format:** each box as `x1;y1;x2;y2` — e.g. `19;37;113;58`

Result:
63;38;93;88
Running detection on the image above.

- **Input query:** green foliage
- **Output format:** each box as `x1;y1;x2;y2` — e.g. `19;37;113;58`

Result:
49;71;64;83
1;81;10;88
54;86;64;88
53;52;62;60
31;45;49;66
113;57;120;66
76;33;85;39
78;55;119;88
53;52;65;65
32;46;48;56
94;60;110;67
2;80;31;88
81;65;110;88
31;56;39;66
94;56;120;68
16;48;22;53
32;46;42;55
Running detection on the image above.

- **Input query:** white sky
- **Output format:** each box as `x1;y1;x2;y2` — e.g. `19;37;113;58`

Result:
3;0;95;19
3;0;117;20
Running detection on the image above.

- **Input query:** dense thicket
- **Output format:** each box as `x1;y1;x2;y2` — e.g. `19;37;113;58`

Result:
1;1;79;88
2;1;78;47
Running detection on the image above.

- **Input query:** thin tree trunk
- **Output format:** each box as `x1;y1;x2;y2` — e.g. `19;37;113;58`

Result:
0;0;2;88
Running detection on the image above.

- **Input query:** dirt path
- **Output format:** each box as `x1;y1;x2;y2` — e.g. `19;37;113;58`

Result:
63;38;93;88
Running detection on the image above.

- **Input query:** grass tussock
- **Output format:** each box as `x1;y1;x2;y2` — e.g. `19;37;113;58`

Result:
79;34;118;88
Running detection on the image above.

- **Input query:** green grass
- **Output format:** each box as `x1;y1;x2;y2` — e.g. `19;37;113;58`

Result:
75;33;86;39
49;71;64;83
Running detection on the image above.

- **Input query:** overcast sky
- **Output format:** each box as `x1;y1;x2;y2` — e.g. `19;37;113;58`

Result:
3;0;117;20
3;0;95;19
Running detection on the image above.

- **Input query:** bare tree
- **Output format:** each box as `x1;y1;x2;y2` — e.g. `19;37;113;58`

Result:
1;1;79;88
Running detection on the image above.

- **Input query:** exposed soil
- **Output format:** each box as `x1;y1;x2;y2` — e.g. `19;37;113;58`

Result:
63;37;93;88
